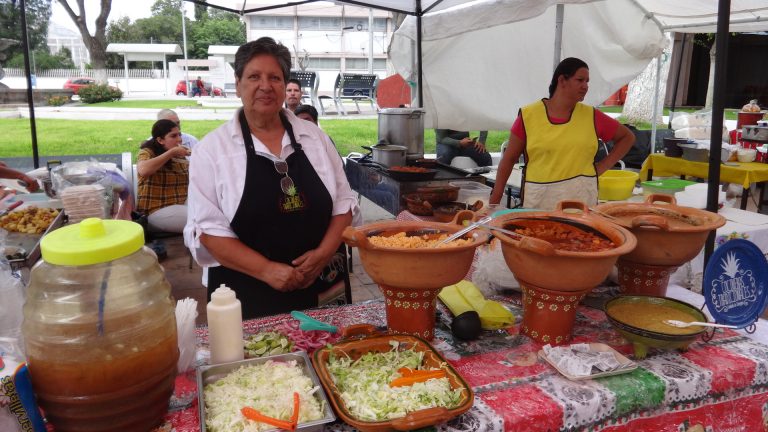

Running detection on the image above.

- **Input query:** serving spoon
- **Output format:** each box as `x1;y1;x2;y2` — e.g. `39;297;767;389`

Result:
663;319;738;329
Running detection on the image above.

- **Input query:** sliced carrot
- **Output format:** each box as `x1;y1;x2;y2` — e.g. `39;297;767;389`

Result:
389;370;447;387
290;392;300;428
241;406;295;430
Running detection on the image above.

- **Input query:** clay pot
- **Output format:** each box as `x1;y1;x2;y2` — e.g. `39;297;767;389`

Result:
616;259;677;297
490;201;637;292
342;211;490;339
595;194;726;267
519;281;591;345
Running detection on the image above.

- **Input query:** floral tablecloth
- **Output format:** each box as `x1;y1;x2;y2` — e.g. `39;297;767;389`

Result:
160;292;768;432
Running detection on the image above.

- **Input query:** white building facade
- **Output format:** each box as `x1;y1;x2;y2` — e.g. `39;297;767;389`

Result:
244;2;393;95
46;23;90;71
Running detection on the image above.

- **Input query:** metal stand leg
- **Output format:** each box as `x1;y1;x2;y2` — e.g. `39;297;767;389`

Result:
741;187;750;210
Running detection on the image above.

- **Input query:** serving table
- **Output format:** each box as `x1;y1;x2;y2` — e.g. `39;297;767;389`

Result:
160;285;768;432
640;153;768;211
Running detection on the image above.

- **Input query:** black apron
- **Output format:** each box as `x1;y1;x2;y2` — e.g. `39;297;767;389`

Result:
208;110;346;319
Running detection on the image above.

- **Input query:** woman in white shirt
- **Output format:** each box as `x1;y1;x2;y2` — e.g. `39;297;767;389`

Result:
184;37;358;319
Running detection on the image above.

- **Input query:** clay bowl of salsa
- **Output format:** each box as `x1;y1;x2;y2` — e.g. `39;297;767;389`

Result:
489;200;637;292
595;194;726;267
605;295;708;359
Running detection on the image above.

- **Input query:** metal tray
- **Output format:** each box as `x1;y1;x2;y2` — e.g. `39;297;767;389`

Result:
196;351;336;432
2;208;65;270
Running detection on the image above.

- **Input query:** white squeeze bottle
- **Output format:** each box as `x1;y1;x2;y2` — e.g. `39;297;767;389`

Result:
207;284;244;364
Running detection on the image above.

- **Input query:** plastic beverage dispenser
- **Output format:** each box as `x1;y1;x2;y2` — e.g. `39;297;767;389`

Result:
22;218;179;432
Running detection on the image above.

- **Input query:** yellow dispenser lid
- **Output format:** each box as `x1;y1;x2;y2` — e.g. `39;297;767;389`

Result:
41;218;145;266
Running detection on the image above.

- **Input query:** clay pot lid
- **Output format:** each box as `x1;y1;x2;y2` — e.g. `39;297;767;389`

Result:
595;194;726;233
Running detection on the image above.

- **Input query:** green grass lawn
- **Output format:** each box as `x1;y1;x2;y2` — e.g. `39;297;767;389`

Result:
0;118;510;160
0;104;742;161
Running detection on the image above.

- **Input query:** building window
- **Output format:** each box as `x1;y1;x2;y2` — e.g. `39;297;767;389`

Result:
346;58;387;70
250;15;293;29
307;58;341;70
342;17;387;32
298;16;341;31
345;58;367;70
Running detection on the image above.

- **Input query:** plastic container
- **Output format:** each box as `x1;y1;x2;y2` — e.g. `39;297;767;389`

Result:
641;179;697;196
207;284;244;364
449;180;492;207
737;148;757;162
598;170;639;201
22;218;178;432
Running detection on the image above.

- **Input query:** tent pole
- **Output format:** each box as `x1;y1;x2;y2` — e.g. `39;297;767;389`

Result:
704;0;731;267
553;4;563;69
416;0;423;108
668;33;686;129
182;3;190;98
650;51;662;153
20;0;40;169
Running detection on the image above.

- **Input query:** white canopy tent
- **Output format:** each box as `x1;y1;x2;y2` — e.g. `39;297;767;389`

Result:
105;43;182;95
388;0;768;130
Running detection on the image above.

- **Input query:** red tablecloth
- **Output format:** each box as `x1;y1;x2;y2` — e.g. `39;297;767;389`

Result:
161;294;768;432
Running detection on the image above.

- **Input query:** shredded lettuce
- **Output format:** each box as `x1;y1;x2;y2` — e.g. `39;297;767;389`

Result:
204;360;325;432
327;342;463;422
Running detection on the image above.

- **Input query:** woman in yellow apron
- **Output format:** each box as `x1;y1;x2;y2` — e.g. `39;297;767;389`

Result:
490;58;635;210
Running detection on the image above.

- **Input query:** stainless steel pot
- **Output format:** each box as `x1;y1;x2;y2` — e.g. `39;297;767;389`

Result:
362;144;408;167
378;108;425;161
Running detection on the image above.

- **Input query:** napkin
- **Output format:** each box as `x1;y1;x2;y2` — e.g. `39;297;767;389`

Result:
438;280;515;330
175;298;198;373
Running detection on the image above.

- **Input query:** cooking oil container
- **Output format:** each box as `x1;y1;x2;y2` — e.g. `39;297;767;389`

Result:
22;218;178;432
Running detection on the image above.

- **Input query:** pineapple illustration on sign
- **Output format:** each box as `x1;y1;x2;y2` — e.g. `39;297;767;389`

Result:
704;239;768;329
709;251;757;314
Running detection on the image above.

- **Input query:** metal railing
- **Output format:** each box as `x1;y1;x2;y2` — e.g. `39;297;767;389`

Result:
3;68;163;78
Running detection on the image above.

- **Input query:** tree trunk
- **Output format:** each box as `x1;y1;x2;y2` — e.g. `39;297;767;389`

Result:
621;33;672;124
621;33;673;125
705;37;716;109
59;0;111;83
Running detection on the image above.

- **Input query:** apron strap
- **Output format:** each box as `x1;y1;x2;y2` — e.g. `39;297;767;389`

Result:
238;109;302;157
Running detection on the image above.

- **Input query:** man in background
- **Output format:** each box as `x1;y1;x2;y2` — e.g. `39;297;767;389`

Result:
157;109;199;150
285;78;303;112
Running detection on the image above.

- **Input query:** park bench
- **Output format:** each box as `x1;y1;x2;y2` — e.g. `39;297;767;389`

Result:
319;73;379;115
289;70;320;110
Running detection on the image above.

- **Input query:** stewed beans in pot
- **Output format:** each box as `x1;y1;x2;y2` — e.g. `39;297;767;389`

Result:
508;220;616;252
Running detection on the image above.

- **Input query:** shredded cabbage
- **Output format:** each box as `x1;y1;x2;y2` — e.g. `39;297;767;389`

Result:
327;342;463;422
204;360;325;432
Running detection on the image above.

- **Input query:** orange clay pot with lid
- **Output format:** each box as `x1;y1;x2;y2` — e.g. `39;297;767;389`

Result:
595;194;726;267
596;194;725;296
342;211;489;340
22;218;178;432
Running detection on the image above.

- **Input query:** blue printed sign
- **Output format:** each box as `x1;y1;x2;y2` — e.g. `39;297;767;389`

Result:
704;239;768;328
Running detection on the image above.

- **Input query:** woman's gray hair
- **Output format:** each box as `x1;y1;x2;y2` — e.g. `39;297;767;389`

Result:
234;37;292;82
